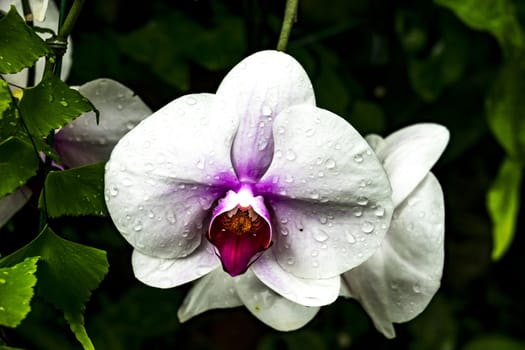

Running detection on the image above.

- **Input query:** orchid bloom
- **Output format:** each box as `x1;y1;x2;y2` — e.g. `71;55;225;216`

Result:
0;79;151;228
0;0;72;88
341;124;449;338
104;50;394;330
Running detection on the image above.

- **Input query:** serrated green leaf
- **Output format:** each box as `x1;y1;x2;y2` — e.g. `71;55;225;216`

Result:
0;80;21;142
0;257;40;328
435;0;525;56
0;226;109;350
0;6;51;74
486;64;525;157
487;157;523;260
40;163;108;217
0;136;39;197
18;73;93;137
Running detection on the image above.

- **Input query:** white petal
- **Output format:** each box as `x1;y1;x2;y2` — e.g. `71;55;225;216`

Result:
1;0;72;87
256;104;393;279
213;50;315;182
342;173;445;338
252;251;340;307
0;186;32;227
105;93;237;258
132;242;220;289
365;134;384;151
178;268;243;323
376;123;449;206
234;269;319;331
54;78;152;167
29;0;48;21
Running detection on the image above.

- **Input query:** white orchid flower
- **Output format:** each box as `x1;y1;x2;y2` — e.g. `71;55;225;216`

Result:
0;79;151;227
0;0;72;87
104;50;394;330
340;123;449;338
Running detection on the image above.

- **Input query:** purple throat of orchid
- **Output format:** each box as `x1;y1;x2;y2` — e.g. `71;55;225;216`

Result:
208;184;272;277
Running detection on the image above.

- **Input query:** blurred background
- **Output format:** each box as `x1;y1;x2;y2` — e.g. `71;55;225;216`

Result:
2;0;525;349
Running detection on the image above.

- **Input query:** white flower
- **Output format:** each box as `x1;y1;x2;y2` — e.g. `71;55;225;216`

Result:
104;50;394;330
0;79;151;227
341;123;449;338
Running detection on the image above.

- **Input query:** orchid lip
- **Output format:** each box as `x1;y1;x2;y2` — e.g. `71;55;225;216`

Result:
208;184;272;276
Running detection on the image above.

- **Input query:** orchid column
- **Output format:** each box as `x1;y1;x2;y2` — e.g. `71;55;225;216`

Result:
105;50;394;329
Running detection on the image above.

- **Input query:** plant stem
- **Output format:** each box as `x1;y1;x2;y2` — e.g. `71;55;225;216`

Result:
276;0;299;52
57;0;84;40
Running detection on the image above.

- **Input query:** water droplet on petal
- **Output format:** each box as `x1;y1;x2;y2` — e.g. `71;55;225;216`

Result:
325;158;336;169
284;175;294;183
117;104;124;110
412;283;421;293
353;154;363;163
126;122;135;130
374;206;385;217
313;230;329;242
186;97;197;105
166;212;177;224
258;140;268;151
110;186;119;197
345;231;356;244
357;196;369;206
311;250;319;257
133;223;143;232
318;216;328;224
277;126;285;134
262;105;272;117
286;257;294;265
391;282;399;290
305;128;315;137
310;191;320;200
196;159;205;170
144;162;154;172
312;260;320;268
361;221;375;234
285;149;296;160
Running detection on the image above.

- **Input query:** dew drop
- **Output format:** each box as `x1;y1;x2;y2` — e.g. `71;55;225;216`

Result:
305;128;315;137
166;212;177;224
318;216;328;224
374;206;385;217
281;227;289;236
126;122;135;130
186;96;197;105
285;149;296;160
59;100;68;107
286;257;294;265
196;159;205;170
258;140;268;151
133;223;143;232
262;105;272;117
284;175;294;183
259;121;265;128
361;221;375;234
109;186;119;197
117;104;124;110
312;260;320;268
345;231;356;244
311;250;319;257
313;230;329;242
412;283;421;294
391;282;399;290
144;162;154;172
357;196;369;206
353;154;363;163
325;158;336;169
310;191;320;200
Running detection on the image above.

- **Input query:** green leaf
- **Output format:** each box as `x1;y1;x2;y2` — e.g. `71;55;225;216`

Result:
0;6;51;74
0;257;40;328
486;157;523;260
0;226;109;350
0;136;39;197
40;163;108;217
486;64;525;157
435;0;525;56
0;80;21;142
18;73;93;138
349;100;386;135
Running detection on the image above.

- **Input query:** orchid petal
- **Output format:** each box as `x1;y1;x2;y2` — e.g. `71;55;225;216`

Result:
234;269;320;331
177;268;243;323
0;186;32;228
1;0;72;87
29;0;48;21
342;173;444;338
252;252;340;307
213;50;315;182
256;104;393;279
376;124;449;206
105;93;238;258
132;241;220;289
54;79;152;168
